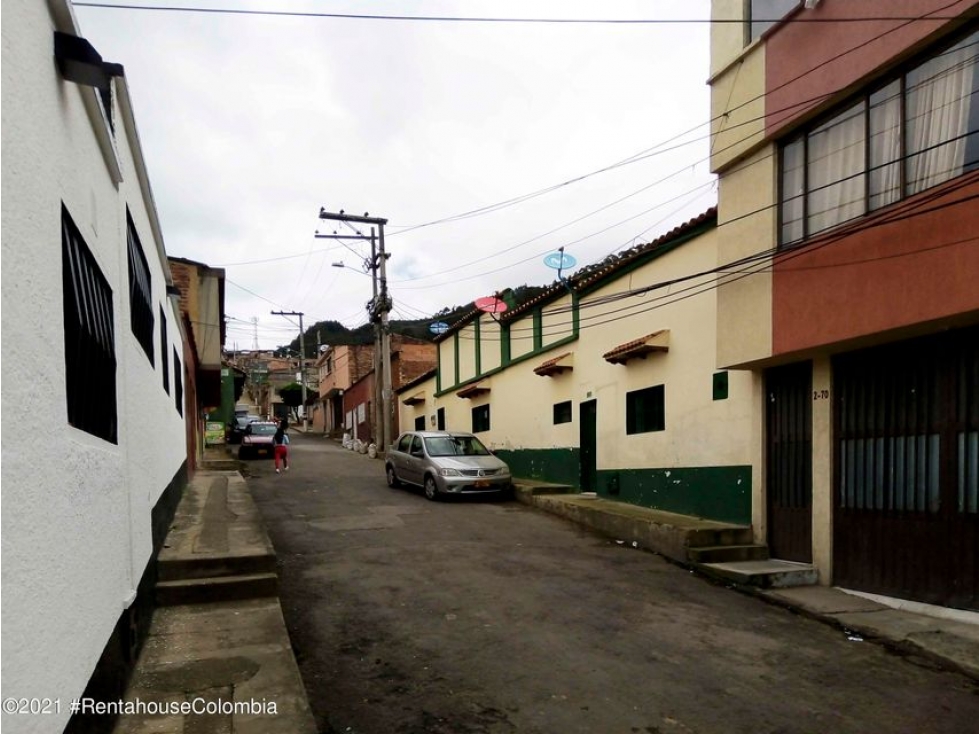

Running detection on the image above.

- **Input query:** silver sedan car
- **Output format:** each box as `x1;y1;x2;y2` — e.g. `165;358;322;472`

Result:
385;431;513;501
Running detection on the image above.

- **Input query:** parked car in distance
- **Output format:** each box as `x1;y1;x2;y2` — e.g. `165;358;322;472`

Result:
239;421;277;459
385;431;513;501
228;414;261;444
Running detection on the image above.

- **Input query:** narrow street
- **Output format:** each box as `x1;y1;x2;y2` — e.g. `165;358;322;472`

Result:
247;433;979;734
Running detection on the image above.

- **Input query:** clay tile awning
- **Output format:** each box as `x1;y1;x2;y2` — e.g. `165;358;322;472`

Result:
402;391;425;406
457;382;490;399
603;330;670;365
534;352;574;377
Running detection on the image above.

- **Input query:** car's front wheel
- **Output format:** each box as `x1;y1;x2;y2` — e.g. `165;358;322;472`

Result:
423;475;440;501
386;465;401;488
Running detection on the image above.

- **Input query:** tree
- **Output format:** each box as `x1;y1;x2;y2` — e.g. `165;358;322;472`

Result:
276;382;314;422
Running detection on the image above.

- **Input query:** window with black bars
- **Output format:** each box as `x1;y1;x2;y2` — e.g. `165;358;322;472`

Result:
160;305;170;394
626;384;665;435
553;400;573;425
127;210;154;363
62;204;118;443
471;404;490;433
173;347;183;417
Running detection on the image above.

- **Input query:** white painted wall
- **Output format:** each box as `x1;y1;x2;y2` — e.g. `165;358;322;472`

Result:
424;225;755;477
1;2;188;731
477;228;753;470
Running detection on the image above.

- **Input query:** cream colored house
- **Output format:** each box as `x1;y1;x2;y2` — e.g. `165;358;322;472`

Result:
399;209;756;524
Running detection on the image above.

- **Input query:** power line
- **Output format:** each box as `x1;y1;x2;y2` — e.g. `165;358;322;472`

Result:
384;1;963;237
72;3;961;25
389;35;978;290
447;179;979;340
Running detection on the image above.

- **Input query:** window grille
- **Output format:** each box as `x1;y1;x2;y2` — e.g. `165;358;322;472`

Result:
471;404;490;433
160;306;170;394
127;210;154;363
626;385;665;435
62;204;117;443
173;347;183;417
553;401;573;425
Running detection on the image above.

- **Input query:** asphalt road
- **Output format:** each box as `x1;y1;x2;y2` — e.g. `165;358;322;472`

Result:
247;432;979;734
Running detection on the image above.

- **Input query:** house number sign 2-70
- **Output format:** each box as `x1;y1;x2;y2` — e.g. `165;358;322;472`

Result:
813;389;830;401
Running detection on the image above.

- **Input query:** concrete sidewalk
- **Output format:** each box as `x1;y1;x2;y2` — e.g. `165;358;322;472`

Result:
111;455;316;734
513;480;979;683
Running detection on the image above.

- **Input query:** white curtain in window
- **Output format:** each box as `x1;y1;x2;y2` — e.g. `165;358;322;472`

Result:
807;101;866;236
781;138;805;243
869;80;902;210
906;32;977;194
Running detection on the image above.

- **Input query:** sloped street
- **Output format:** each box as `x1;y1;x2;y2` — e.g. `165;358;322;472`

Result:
248;433;979;734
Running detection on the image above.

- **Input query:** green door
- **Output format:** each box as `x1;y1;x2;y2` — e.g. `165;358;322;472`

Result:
579;400;597;492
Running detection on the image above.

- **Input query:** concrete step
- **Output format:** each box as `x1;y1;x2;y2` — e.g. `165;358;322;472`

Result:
156;572;279;606
697;559;818;589
687;544;770;563
157;552;277;582
686;526;755;548
513;480;577;496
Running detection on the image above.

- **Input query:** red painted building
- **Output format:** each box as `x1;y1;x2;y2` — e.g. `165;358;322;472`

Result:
711;0;978;609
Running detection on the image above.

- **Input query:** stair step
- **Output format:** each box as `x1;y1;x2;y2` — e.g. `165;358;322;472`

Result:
156;572;278;606
157;553;277;582
697;559;817;589
687;544;770;563
687;526;755;548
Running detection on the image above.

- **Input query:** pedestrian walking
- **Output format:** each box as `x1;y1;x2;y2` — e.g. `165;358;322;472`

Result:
272;420;290;473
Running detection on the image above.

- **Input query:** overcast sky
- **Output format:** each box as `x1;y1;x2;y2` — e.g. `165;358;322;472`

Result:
74;0;716;350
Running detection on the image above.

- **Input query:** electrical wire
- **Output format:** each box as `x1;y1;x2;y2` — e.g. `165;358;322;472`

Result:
72;3;962;26
445;176;979;340
220;5;970;345
391;35;979;291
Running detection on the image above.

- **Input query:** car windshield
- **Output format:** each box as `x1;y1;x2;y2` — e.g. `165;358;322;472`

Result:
249;424;277;436
424;435;491;457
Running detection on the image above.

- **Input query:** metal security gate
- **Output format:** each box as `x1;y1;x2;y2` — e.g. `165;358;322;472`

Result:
766;362;813;563
834;327;979;610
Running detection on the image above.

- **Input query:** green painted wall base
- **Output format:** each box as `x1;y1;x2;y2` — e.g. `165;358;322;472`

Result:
498;447;751;525
495;447;580;488
597;466;751;525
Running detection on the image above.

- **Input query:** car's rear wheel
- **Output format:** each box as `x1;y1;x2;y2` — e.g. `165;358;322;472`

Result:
424;475;440;501
386;465;401;488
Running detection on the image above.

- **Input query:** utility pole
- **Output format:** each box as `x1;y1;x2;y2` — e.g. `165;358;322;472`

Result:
271;309;307;432
317;209;393;453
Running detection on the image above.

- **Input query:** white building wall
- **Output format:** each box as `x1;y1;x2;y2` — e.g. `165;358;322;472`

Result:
479;314;503;373
580;231;752;470
1;2;187;731
454;228;754;469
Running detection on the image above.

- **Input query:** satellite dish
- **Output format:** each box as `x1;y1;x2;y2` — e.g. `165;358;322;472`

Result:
474;296;508;314
429;321;450;335
544;251;577;270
